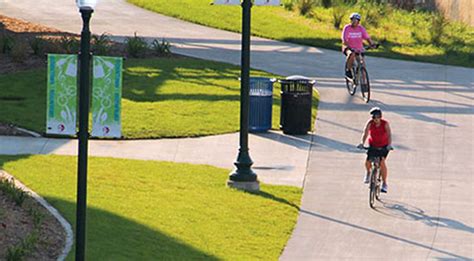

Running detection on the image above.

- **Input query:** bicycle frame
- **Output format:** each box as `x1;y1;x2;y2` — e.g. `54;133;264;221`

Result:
369;155;382;208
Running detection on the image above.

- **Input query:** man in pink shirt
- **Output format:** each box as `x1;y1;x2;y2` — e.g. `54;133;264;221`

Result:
341;13;376;79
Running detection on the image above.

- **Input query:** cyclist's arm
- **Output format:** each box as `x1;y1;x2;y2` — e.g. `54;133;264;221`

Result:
360;120;371;145
385;122;392;146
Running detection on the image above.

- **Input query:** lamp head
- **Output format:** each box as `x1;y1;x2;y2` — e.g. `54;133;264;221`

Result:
76;0;98;10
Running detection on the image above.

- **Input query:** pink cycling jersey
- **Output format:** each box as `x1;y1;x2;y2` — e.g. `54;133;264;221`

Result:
342;24;370;51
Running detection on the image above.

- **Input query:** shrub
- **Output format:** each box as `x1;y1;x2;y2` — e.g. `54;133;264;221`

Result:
92;33;112;56
0;177;28;206
11;42;29;63
283;0;296;10
332;6;346;29
29;37;48;56
429;13;448;46
0;33;15;54
151;38;171;56
126;32;149;58
296;0;315;16
320;0;331;8
59;36;80;54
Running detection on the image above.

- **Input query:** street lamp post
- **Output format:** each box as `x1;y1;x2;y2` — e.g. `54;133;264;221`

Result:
227;0;259;192
76;0;97;260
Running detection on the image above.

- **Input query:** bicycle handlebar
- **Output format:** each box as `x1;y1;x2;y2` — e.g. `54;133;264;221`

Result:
357;145;394;151
350;43;380;53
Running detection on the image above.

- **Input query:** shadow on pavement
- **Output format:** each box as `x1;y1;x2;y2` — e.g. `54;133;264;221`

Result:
300;208;472;260
253;131;314;150
376;199;474;234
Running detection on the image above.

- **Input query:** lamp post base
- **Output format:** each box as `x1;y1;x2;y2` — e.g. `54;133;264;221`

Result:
227;179;260;192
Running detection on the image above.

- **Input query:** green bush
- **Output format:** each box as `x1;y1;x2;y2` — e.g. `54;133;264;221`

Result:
59;36;80;54
151;38;171;56
126;32;149;58
429;13;448;46
29;37;48;56
92;33;112;56
0;177;28;206
0;33;15;54
297;0;315;16
283;0;296;10
332;6;346;29
10;42;29;63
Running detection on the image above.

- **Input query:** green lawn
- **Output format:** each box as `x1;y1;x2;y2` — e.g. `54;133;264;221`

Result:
0;56;318;139
127;0;474;67
0;155;302;260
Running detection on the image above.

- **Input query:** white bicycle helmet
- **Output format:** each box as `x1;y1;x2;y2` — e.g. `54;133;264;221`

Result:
350;12;361;21
370;107;382;117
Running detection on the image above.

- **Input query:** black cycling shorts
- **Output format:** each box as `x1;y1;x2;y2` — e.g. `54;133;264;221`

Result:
367;146;389;161
343;47;351;56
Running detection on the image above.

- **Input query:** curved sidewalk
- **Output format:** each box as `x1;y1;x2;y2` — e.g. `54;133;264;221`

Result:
1;0;473;260
0;131;312;188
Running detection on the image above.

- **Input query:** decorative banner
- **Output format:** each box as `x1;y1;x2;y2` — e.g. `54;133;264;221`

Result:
213;0;240;5
91;56;123;138
254;0;280;5
46;54;78;136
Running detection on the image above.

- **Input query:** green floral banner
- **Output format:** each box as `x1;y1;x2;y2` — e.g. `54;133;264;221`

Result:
91;56;123;138
46;54;78;136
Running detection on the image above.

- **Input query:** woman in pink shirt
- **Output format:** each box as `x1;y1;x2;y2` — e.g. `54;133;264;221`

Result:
341;13;376;79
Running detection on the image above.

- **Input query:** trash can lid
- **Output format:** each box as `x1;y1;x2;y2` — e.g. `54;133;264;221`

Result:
285;75;311;80
279;75;316;85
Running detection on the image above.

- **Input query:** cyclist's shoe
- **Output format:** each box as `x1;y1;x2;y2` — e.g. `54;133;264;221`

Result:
345;69;353;79
363;173;370;184
381;183;388;193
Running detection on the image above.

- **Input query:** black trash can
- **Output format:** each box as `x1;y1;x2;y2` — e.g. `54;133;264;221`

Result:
279;75;315;135
249;77;275;132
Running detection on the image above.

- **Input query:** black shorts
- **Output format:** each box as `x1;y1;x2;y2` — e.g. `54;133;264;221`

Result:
343;47;351;56
367;146;389;161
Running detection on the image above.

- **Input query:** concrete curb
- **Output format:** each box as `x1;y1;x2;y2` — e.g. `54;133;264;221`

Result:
0;170;73;261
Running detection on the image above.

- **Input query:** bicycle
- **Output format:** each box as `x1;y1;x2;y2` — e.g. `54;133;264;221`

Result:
359;146;392;208
345;44;379;103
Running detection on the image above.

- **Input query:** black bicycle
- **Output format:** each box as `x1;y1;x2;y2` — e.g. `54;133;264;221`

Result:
345;44;379;103
359;146;391;208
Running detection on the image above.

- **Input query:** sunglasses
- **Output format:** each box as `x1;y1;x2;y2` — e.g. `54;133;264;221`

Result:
372;115;381;119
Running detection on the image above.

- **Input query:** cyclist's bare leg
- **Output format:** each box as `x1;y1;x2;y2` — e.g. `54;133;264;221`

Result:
365;159;371;174
380;158;388;184
346;52;355;71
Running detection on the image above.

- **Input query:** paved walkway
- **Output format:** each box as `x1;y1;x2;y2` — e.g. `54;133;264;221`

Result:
1;0;473;260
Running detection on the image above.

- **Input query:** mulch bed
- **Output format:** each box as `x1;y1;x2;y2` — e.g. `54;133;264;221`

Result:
1;15;71;260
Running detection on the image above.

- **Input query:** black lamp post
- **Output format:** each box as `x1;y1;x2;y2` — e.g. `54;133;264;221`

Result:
227;0;259;191
76;0;96;260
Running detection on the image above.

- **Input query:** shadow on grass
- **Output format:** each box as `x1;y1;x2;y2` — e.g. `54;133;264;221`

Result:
0;155;221;261
41;197;220;260
123;58;242;102
247;190;300;211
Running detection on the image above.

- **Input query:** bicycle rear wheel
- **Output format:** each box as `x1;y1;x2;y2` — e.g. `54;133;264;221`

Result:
346;77;356;95
345;63;356;95
360;67;370;103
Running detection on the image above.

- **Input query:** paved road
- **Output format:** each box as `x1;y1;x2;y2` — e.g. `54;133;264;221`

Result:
1;0;473;260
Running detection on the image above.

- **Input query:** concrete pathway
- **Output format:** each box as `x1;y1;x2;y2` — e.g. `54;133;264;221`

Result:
1;0;473;260
0;131;312;187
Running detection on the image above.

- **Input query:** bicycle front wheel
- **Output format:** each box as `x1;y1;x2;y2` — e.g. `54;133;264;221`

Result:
360;67;370;103
369;169;377;208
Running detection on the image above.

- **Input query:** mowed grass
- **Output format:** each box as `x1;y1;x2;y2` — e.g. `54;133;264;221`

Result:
0;155;302;260
127;0;474;67
0;56;319;138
